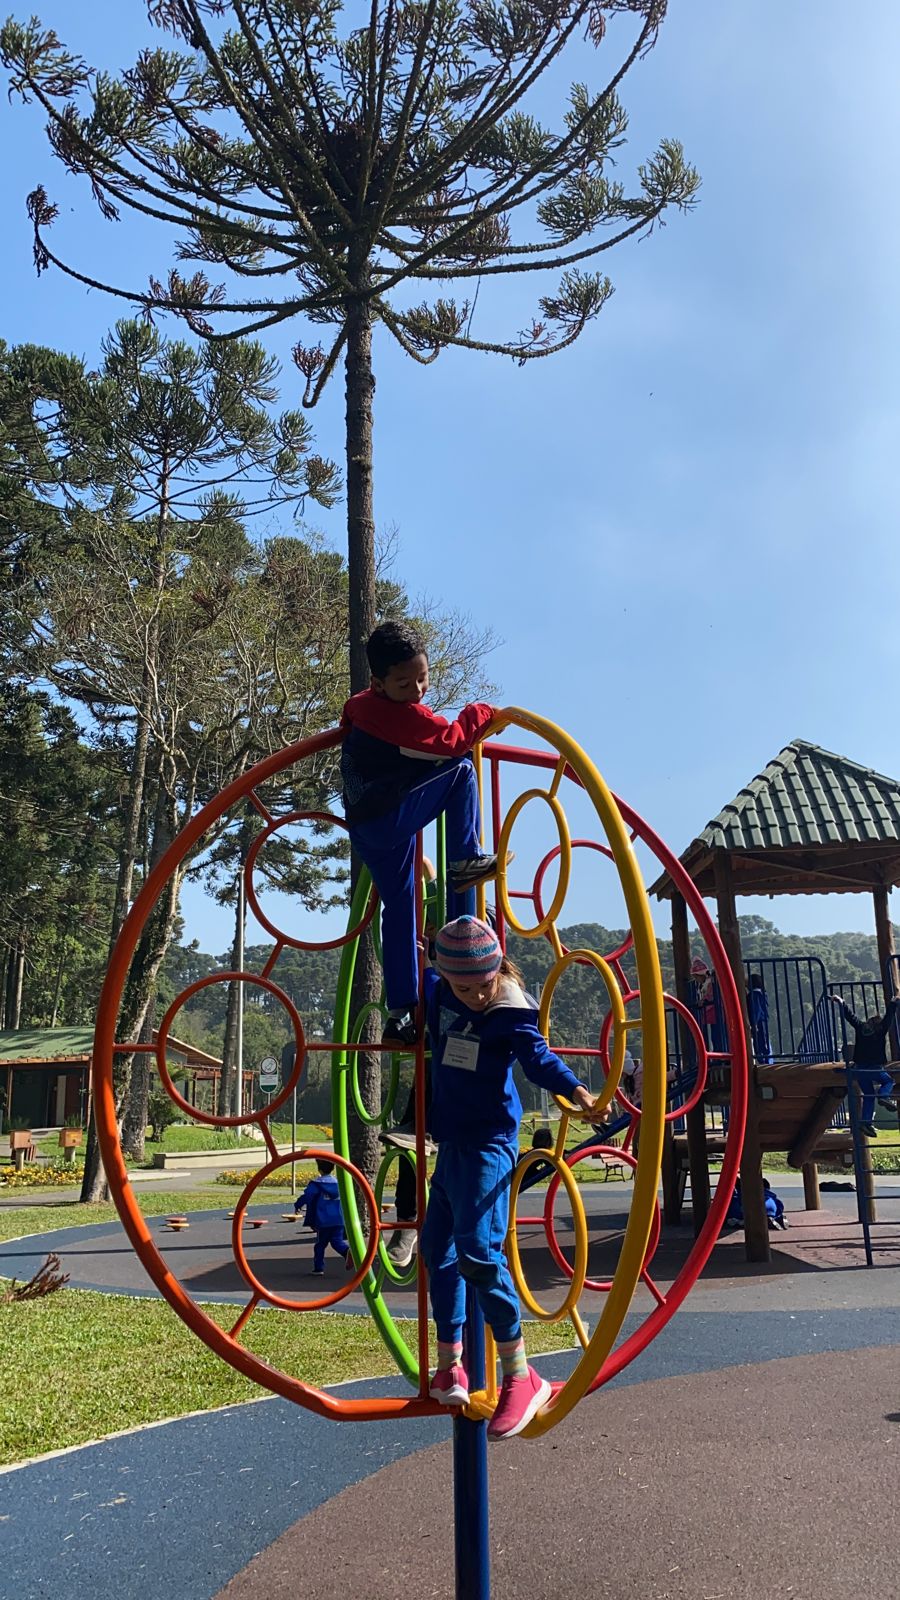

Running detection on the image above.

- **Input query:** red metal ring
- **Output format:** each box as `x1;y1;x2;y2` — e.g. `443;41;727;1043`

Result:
597;989;710;1122
541;1143;660;1293
155;971;305;1127
244;809;378;952
534;841;636;971
231;1148;379;1311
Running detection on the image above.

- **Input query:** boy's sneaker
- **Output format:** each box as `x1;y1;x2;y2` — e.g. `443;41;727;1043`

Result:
382;1013;419;1050
429;1364;470;1406
386;1228;418;1268
862;1123;878;1139
487;1366;551;1441
448;852;514;892
878;1097;897;1111
309;1268;325;1277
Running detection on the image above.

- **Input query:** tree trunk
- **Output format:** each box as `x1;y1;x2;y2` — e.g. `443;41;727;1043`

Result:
81;778;182;1199
344;282;383;1188
109;665;153;954
6;941;24;1030
120;775;179;1163
120;1009;153;1161
49;931;69;1029
220;886;246;1118
345;282;377;691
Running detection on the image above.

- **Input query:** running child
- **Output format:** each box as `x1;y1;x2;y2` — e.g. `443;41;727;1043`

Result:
294;1159;350;1275
341;620;502;1050
420;916;596;1441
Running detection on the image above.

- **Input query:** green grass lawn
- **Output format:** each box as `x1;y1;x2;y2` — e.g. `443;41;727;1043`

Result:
35;1120;333;1164
0;1188;568;1467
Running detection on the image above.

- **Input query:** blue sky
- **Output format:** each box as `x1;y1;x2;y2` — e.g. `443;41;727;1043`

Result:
3;1;899;955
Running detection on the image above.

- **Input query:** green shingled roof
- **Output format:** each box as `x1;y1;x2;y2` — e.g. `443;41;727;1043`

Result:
0;1028;93;1062
0;1028;222;1067
695;740;900;853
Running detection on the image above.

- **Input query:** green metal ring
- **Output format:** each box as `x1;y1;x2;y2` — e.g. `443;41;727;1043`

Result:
348;1002;400;1127
373;1145;428;1289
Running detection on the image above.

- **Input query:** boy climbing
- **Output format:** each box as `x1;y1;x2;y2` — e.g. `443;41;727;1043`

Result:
830;991;900;1138
341;619;505;1049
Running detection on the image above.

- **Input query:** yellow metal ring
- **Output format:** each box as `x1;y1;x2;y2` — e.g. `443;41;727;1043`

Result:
497;788;571;939
485;709;665;1440
538;948;627;1117
507;1148;589;1322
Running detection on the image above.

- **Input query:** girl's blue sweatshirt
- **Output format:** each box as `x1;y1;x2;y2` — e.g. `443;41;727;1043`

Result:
424;968;584;1145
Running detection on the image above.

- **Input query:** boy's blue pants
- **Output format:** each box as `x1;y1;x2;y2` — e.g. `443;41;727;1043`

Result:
313;1225;349;1271
420;1138;522;1344
856;1067;895;1124
350;758;480;1011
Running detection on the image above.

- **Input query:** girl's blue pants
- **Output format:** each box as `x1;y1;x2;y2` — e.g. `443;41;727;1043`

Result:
421;1137;522;1345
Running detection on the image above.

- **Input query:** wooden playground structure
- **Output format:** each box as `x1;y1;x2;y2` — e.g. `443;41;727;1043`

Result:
654;739;900;1261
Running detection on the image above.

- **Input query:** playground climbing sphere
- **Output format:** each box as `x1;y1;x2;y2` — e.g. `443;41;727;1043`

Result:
92;708;748;1597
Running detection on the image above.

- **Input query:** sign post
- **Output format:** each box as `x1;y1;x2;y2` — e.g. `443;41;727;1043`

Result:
259;1055;279;1095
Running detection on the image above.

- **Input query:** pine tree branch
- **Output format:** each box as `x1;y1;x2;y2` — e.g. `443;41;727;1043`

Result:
174;0;355;289
378;5;662;288
230;0;356;216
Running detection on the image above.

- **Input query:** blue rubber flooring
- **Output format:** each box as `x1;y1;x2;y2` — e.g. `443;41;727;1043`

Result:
3;1306;900;1600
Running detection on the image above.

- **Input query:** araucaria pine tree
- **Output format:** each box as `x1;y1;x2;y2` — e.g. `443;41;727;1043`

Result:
2;0;697;689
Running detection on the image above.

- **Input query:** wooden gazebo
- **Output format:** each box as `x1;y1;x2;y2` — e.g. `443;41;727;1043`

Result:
653;739;900;1260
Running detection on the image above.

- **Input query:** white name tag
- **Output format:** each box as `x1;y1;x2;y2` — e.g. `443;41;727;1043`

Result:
443;1032;480;1071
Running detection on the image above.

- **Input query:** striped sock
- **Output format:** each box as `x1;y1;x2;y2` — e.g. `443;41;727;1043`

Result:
438;1340;463;1371
497;1338;528;1380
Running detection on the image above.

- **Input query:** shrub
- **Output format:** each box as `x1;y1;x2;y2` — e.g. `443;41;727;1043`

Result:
215;1166;316;1188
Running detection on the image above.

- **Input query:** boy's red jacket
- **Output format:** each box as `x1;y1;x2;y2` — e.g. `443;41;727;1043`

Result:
340;691;494;824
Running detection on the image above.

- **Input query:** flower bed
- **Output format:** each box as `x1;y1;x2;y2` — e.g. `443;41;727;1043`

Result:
0;1161;85;1188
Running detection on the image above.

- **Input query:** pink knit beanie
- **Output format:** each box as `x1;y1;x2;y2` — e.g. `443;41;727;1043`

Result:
434;916;502;981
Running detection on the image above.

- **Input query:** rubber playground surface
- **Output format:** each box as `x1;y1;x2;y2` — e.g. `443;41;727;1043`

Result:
4;1184;900;1599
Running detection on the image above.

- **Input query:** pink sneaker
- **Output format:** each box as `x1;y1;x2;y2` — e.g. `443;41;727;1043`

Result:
429;1364;470;1406
488;1366;551;1441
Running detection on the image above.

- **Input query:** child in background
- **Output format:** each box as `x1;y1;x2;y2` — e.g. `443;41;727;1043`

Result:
420;916;596;1441
342;621;503;1050
830;992;900;1138
294;1159;350;1276
747;972;774;1064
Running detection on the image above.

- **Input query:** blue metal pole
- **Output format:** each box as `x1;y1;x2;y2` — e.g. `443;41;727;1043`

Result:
453;1286;490;1600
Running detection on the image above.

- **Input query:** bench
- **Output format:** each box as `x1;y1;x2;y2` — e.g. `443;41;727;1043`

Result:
592;1151;627;1181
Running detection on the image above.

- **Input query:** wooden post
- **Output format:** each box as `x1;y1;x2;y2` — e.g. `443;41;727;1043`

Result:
713;850;770;1263
671;893;710;1232
661;1121;680;1226
802;1161;820;1210
874;884;898;1160
874;885;897;1005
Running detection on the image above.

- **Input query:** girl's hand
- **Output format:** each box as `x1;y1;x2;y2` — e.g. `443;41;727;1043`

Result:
571;1084;597;1119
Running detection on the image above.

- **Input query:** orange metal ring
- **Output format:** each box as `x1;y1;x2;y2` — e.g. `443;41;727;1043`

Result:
245;809;378;952
92;726;442;1421
232;1148;379;1311
155;971;305;1128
